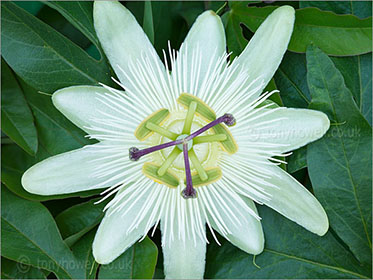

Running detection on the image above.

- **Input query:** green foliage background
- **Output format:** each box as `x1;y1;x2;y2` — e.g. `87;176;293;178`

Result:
1;1;372;279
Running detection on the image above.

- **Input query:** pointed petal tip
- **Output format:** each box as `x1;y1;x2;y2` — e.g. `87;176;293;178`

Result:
92;224;136;265
275;5;295;15
92;188;154;267
271;5;295;27
238;237;264;255
321;110;331;133
270;5;295;23
51;87;69;109
233;5;295;101
199;9;218;18
309;109;331;139
93;0;131;32
227;223;265;255
51;85;84;110
192;9;225;40
21;166;41;195
313;210;329;236
92;240;116;265
316;224;329;236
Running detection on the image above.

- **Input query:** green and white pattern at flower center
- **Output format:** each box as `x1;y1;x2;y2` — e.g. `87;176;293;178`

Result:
131;93;237;197
153;112;218;174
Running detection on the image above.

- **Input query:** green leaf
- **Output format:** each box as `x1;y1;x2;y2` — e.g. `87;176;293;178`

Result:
331;53;372;126
205;206;371;279
55;198;107;247
263;78;283;106
19;80;93;155
299;1;372;19
1;187;84;279
228;5;372;56
126;1;189;54
301;0;372;127
358;53;372;125
1;60;38;155
1;2;113;93
14;1;44;15
287;146;307;173
71;230;99;279
1;144;102;201
44;1;100;49
143;1;154;44
306;45;372;265
273;52;310;173
1;257;46;279
274;52;311;108
98;237;158;279
222;2;251;57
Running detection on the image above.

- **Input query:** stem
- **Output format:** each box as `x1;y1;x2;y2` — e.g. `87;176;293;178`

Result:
129;138;183;161
182;142;196;199
186;113;235;141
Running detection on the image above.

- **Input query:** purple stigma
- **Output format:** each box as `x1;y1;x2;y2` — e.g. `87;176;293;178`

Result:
181;141;197;199
129;147;140;161
223;113;236;126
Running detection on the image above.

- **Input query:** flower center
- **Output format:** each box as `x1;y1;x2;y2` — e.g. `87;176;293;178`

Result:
129;93;237;198
176;134;193;151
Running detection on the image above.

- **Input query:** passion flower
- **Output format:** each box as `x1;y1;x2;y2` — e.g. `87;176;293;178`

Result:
22;1;329;279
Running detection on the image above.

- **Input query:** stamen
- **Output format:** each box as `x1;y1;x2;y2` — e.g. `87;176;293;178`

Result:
181;142;197;199
178;93;216;122
186;113;235;141
193;134;227;144
146;122;178;140
142;162;179;188
189;149;208;181
129;138;183;161
212;123;238;154
182;101;197;134
134;108;170;140
157;147;182;176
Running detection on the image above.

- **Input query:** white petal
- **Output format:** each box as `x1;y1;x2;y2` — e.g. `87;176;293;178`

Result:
21;143;128;195
93;1;165;86
93;185;155;264
161;220;206;279
234;6;295;98
246;163;328;236
234;108;330;153
175;10;226;97
201;185;264;255
52;85;142;136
